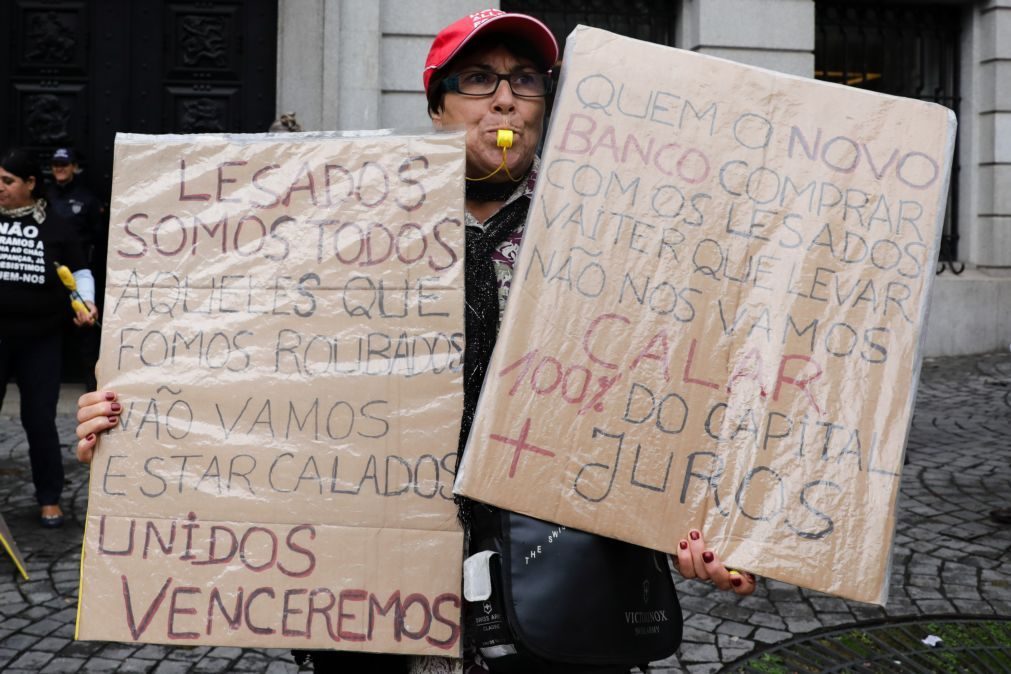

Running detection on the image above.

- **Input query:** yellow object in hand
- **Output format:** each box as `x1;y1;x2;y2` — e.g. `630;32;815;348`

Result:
54;261;97;324
55;263;77;290
497;129;514;148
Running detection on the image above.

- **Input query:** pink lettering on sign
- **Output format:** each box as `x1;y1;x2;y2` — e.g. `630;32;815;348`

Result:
117;574;461;648
489;418;557;478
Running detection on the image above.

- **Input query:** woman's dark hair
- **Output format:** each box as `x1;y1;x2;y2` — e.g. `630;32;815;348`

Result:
0;148;46;198
427;34;553;117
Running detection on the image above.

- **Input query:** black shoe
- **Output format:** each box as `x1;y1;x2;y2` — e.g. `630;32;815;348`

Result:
40;509;64;529
990;508;1011;525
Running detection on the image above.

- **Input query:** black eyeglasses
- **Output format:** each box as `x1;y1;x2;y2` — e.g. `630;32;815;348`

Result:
441;70;553;98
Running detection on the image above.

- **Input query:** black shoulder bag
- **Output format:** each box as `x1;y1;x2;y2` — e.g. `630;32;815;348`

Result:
464;506;683;673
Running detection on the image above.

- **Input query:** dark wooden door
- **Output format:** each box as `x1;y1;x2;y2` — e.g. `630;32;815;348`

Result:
0;0;278;205
0;0;277;382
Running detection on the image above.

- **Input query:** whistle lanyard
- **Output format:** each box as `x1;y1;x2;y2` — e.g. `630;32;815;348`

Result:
466;130;523;183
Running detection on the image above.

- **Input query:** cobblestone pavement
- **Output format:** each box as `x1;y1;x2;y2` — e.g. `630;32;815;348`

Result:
1;352;1009;673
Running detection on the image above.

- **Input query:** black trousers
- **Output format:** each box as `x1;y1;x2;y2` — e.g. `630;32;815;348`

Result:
0;333;65;506
69;322;100;392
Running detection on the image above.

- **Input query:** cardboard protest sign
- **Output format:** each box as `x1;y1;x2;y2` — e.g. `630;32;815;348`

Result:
0;512;29;580
76;131;466;654
455;27;955;604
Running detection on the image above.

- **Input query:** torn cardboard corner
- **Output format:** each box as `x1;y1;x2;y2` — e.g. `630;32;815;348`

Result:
77;130;467;655
455;26;956;605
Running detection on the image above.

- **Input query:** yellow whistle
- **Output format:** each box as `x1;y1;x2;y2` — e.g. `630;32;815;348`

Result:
497;129;514;148
55;263;76;290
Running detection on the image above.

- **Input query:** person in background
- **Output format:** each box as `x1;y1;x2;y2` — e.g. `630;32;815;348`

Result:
47;147;105;392
1;148;98;528
47;148;104;262
75;10;754;671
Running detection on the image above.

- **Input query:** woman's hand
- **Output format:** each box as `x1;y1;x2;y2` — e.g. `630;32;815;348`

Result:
76;390;121;464
674;529;757;596
73;300;99;327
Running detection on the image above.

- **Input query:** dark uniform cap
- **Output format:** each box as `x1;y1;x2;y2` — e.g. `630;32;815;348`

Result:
51;148;76;165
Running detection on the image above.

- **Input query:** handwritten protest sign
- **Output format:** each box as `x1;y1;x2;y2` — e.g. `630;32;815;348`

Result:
76;131;466;654
455;27;955;604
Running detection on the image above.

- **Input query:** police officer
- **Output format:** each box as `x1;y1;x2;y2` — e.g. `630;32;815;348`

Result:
47;148;104;264
47;147;105;392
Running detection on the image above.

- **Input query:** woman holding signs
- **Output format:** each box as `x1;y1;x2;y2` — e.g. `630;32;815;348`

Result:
76;9;754;672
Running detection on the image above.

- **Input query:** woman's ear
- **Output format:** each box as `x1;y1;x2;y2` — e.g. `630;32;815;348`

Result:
430;110;444;129
25;176;36;192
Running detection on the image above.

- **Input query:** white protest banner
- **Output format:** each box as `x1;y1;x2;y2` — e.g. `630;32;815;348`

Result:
455;27;956;604
76;131;466;654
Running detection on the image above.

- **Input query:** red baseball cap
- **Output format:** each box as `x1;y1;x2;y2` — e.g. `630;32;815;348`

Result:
423;9;559;94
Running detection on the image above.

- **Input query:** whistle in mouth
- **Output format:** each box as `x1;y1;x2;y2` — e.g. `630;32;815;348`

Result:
497;129;514;148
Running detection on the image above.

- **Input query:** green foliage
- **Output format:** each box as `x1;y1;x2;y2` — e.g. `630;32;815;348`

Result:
748;652;790;674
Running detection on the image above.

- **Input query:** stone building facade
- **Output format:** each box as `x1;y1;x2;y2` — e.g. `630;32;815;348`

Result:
0;0;1005;357
275;0;1011;357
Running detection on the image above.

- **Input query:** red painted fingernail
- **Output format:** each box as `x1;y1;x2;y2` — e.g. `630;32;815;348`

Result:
108;416;117;423
679;540;688;550
110;403;121;412
105;391;115;400
689;530;700;540
731;576;742;587
87;434;95;442
702;551;714;563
